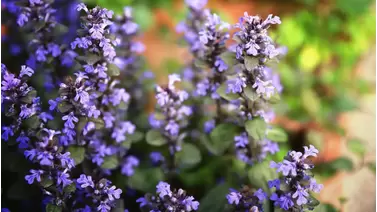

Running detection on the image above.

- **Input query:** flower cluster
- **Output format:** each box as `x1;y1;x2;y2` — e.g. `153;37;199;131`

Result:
149;74;192;154
2;64;76;206
137;181;199;211
2;65;39;139
269;145;323;211
194;13;230;99
75;174;122;212
112;7;150;110
234;132;279;165
226;186;268;212
227;13;282;120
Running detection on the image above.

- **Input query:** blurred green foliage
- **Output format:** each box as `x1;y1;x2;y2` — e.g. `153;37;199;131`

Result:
274;1;375;132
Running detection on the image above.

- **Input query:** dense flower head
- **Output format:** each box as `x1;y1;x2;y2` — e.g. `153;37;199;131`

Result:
226;186;267;211
234;132;279;165
224;13;282;120
137;181;199;211
76;175;122;212
149;74;192;154
73;3;116;61
269;145;323;211
1;64;39;135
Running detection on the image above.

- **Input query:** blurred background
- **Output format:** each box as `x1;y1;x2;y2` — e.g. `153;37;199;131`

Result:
2;0;376;211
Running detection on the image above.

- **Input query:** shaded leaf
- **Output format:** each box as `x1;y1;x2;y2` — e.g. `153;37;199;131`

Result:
146;130;167;146
127;168;163;192
101;155;119;170
216;83;239;101
245;118;267;140
244;56;258;71
24;115;41;129
248;161;277;191
329;157;354;171
220;51;237;67
367;162;376;173
63;183;76;194
127;131;144;143
57;102;73;113
266;127;288;142
198;183;232;212
20;90;37;104
67;146;85;165
40;178;53;188
347;138;366;157
46;204;62;212
176;143;202;168
108;63;120;77
208;123;239;155
243;86;259;101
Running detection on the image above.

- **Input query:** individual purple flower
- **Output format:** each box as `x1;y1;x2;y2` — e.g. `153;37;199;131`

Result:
57;171;72;188
106;186;122;201
20;65;34;77
203;119;215;133
25;169;44;184
121;156;139;176
150;152;165;164
226;76;246;94
37;151;54;166
62;112;79;129
2;126;14;141
226;191;242;205
77;174;95;188
156;181;172;198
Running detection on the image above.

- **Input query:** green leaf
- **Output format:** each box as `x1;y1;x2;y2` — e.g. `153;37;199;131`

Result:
20;90;37;104
127;168;164;192
40;178;53;188
89;118;105;130
313;203;338;212
329;157;354;171
244;55;258;71
198;183;232;212
101;155;119;170
63;183;76;194
208;123;239;155
57;102;73;113
248;161;278;191
194;59;208;69
46;204;62;212
347;138;366;157
266;127;288;142
216;83;240;101
127;131;144;143
367;162;376;173
268;92;281;104
108;63;120;77
219;51;237;67
7;180;37;200
67;146;85;165
176;143;202;168
245;118;267;140
243;86;259;101
146;130;167;146
24;115;41;129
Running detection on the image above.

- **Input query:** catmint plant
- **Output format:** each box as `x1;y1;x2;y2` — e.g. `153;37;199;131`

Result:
137;181;200;211
269;145;323;211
